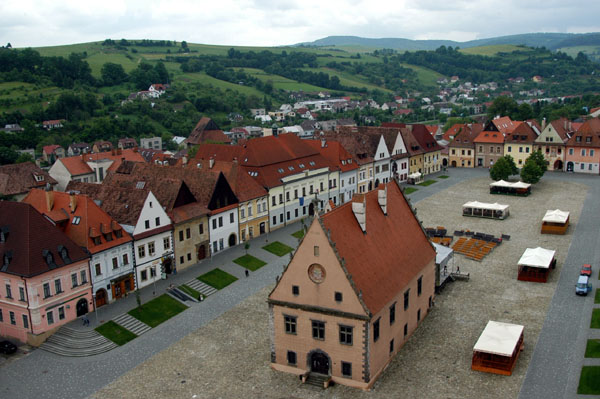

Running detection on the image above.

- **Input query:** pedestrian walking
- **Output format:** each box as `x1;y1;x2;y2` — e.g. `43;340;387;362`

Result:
83;315;90;326
245;269;249;277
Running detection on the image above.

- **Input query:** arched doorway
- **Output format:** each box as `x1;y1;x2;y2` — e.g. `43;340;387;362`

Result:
96;289;107;307
163;257;173;274
228;233;237;247
554;160;563;171
260;222;266;235
76;298;88;317
451;160;457;167
566;161;574;172
374;178;380;188
197;244;206;260
368;181;372;191
392;162;398;174
308;203;315;216
309;351;330;375
443;158;448;167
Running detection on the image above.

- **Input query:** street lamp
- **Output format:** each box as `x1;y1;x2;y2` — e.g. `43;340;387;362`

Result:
92;294;99;325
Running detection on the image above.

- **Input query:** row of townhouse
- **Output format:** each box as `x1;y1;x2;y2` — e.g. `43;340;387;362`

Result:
445;116;600;175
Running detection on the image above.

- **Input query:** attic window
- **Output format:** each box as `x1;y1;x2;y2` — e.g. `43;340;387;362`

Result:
288;166;294;171
0;226;8;243
278;168;284;173
576;136;582;142
136;181;146;189
348;159;352;163
244;158;248;162
33;174;44;182
341;160;346;165
586;136;592;143
72;216;81;225
44;251;54;266
309;161;316;166
299;163;305;168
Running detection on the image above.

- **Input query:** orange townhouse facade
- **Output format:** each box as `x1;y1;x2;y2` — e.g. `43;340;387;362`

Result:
474;129;505;168
268;181;436;389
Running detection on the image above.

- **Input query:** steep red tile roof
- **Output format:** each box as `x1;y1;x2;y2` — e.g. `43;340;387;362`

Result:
0;162;57;196
322;127;384;165
566;118;600;148
185;117;231;145
443;123;465;141
504;122;537;144
448;124;483;149
0;202;89;277
399;127;424;156
191;160;268;203
23;189;132;254
320;181;435;315
547;118;573;142
59;149;145;176
410;124;443;153
65;182;149;227
491;116;516;134
59;157;94;176
193;143;245;163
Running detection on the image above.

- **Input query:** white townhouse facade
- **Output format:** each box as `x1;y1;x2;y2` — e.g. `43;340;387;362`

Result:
90;241;135;305
373;135;392;187
131;192;174;289
209;205;239;255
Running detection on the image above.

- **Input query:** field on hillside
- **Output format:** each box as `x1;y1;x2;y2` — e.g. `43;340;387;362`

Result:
459;44;525;56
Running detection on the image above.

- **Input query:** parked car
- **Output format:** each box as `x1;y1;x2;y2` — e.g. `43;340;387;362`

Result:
581;264;592;277
576;275;593;296
0;340;17;354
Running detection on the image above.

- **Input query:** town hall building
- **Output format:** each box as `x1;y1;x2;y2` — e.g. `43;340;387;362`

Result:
268;181;436;389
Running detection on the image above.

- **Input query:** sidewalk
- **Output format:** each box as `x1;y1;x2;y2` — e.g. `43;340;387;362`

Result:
69;220;303;331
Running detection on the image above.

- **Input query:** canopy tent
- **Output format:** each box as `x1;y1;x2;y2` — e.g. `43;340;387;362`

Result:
463;201;510;211
407;172;423;185
473;321;524;357
408;172;422;179
489;180;532;196
472;320;525;376
489;180;531;189
433;242;454;292
517;247;556;269
542;209;570;224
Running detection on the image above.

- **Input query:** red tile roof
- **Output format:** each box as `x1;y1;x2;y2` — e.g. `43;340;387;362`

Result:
504;122;537;143
304;139;359;173
185;117;231;145
0;162;57;196
448;124;483;148
491;116;516;134
474;130;505;144
23;189;132;254
0;202;89;277
566;118;600;148
43;144;62;155
410;124;443;153
320;181;435;315
60;149;145;176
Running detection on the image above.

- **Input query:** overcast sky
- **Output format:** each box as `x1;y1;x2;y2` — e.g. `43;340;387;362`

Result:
1;0;598;48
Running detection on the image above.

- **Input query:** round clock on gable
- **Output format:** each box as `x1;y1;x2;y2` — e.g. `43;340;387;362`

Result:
308;263;326;284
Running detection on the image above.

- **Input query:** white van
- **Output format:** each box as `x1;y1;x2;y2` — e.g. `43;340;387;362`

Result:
576;275;592;296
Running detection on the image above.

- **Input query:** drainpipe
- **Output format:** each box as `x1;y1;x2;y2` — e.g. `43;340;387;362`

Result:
22;277;34;335
283;183;287;227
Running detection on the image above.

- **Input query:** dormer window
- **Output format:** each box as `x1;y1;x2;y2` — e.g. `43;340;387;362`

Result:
278;168;284;173
58;246;70;263
576;136;582;142
299;163;305;168
586;136;592;143
33;174;44;182
72;216;81;225
45;251;54;266
93;237;101;245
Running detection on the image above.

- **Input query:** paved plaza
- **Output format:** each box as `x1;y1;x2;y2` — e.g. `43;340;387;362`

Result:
1;168;599;399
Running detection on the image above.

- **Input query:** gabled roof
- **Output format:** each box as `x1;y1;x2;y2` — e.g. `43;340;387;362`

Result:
43;144;62;155
545;118;573;142
23;189;132;254
320;181;435;315
448;124;483;148
0;162;57;196
243;133;318;166
0;201;89;277
59;157;94;176
185;117;231;145
322;127;386;165
491;116;516;134
399;127;424;156
410;124;443;153
65;182;149;227
59;149;145;176
504;122;537;144
566;118;600;147
193;143;245;163
190;160;268;202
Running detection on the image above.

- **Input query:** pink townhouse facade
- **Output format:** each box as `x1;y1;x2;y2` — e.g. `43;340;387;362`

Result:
0;202;92;345
565;118;600;174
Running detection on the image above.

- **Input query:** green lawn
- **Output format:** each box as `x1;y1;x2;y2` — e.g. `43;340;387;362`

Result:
404;187;418;194
95;321;137;346
591;309;600;329
292;230;305;239
233;254;267;271
585;340;600;358
128;294;187;328
263;241;294;257
418;180;437;187
595;289;600;304
198;268;238;290
438;175;449;179
460;44;526;56
179;284;201;299
578;366;600;394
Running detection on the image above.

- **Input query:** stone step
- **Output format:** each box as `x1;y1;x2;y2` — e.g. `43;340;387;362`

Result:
304;374;329;388
40;340;117;357
57;326;102;339
185;279;218;296
113;313;152;335
47;334;109;348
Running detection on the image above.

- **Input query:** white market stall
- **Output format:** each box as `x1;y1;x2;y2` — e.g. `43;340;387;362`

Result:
541;209;570;235
472;320;524;376
517;247;556;283
489;180;532;196
407;172;423;185
462;201;510;220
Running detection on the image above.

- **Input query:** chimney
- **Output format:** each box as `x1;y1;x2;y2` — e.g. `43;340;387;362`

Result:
378;185;387;215
111;149;115;156
321;138;326;148
541;118;547;130
69;193;77;213
117;148;122;155
568;120;572;131
209;158;214;169
352;194;366;234
563;118;567;131
45;190;54;211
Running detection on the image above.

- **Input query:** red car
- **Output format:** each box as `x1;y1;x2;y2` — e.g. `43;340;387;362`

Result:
581;264;592;277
